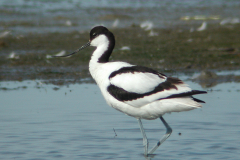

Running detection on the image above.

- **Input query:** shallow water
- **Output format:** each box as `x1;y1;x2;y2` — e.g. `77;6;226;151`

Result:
0;78;240;160
1;0;240;34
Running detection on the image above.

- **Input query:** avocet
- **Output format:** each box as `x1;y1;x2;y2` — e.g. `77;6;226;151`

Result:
53;26;207;156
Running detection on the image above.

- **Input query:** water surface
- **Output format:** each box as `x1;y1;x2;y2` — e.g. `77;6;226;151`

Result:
0;79;240;159
1;0;240;34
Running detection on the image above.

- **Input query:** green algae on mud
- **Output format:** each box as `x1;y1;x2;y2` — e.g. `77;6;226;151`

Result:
1;25;240;82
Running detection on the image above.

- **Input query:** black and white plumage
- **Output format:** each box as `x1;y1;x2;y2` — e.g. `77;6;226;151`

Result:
54;26;207;156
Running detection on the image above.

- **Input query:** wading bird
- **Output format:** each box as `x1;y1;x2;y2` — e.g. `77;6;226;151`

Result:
53;26;207;156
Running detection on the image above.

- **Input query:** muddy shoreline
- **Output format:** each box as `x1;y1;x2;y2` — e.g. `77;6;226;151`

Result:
1;24;240;85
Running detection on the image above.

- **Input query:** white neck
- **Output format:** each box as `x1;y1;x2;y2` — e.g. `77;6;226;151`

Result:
90;44;108;63
89;35;110;79
90;35;109;62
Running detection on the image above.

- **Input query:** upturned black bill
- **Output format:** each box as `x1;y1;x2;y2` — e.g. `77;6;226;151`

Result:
51;41;90;58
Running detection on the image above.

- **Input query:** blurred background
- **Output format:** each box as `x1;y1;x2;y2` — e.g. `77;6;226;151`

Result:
0;0;240;83
0;1;240;160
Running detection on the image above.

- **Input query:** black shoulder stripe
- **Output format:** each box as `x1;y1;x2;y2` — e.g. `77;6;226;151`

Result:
107;77;184;101
155;77;182;91
107;85;141;101
109;66;166;79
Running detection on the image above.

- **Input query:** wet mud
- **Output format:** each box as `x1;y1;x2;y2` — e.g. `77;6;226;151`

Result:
1;24;240;86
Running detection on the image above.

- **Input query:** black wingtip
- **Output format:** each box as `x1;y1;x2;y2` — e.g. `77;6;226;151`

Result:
192;97;206;103
191;90;207;103
192;90;207;95
161;90;207;102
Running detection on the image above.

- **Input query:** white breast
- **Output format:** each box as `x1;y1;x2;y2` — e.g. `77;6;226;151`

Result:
89;61;133;101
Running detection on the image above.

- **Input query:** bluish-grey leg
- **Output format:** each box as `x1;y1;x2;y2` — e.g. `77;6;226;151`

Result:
148;116;172;154
137;118;149;155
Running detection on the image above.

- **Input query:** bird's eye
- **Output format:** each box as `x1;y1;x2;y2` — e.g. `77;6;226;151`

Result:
92;33;97;37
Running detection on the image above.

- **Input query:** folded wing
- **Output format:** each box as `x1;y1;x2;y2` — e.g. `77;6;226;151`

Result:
108;66;198;107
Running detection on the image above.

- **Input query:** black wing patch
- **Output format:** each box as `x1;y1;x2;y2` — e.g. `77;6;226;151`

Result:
109;66;166;79
107;77;183;101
